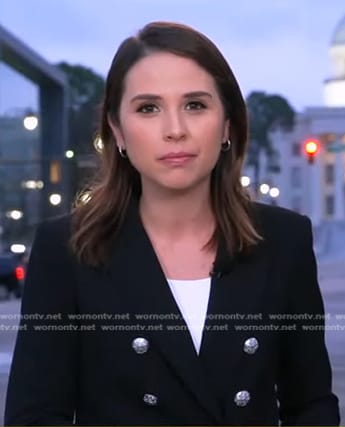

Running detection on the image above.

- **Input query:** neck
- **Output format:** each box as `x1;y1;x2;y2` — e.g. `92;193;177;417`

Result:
139;185;215;240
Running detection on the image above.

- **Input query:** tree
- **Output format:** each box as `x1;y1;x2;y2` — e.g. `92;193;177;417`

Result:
56;62;105;155
56;63;105;201
246;91;295;194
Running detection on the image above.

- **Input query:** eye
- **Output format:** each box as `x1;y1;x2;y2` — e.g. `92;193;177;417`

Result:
136;104;159;114
186;101;206;111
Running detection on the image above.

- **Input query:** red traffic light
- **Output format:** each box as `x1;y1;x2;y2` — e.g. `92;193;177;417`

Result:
303;139;320;164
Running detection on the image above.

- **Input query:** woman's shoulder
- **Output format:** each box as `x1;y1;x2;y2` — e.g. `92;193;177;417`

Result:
24;214;77;277
36;213;72;236
250;202;312;242
32;214;73;253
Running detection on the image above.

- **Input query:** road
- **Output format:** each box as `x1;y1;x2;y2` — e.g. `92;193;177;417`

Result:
0;261;344;425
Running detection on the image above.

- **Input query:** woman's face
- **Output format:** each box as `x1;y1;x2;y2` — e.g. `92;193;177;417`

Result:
109;51;229;194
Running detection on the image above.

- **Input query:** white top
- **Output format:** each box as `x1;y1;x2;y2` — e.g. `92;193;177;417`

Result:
167;277;211;354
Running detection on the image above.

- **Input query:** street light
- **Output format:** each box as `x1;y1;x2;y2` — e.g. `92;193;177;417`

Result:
269;187;280;198
10;244;26;254
49;193;62;206
6;210;24;220
259;183;270;195
23;113;38;131
22;180;44;190
65;150;74;159
240;176;251;187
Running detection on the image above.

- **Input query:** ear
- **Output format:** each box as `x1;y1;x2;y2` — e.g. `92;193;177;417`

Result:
223;118;230;142
107;113;125;150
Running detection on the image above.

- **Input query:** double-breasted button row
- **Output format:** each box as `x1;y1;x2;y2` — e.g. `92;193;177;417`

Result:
133;337;252;409
235;337;257;408
132;338;157;406
133;336;259;355
143;390;250;408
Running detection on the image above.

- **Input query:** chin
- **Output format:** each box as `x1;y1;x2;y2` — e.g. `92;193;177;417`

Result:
158;177;208;193
141;172;210;194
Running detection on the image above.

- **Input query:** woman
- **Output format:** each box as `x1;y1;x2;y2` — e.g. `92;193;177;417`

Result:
5;22;340;426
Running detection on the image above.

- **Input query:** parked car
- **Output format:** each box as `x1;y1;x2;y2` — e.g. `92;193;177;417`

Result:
0;254;26;300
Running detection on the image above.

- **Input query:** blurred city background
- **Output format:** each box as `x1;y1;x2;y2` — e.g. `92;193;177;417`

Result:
0;0;344;424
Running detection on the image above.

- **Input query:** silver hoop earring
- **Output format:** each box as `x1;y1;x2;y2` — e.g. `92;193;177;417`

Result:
221;139;231;152
118;146;127;158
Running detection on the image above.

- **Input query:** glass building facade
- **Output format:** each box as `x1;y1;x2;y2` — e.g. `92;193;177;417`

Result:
0;24;68;252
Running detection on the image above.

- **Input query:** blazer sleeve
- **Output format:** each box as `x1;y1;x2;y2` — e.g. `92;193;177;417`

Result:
276;215;340;426
4;218;78;426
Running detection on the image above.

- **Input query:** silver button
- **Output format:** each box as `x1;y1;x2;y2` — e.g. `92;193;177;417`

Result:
143;393;158;406
234;390;250;407
243;337;259;355
132;337;149;354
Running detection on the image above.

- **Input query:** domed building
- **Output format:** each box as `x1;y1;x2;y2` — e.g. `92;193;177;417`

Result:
332;14;345;45
324;15;345;106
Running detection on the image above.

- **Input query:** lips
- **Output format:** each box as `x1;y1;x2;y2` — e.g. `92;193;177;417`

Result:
159;152;196;160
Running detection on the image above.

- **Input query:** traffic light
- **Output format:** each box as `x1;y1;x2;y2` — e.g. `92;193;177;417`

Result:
303;139;320;164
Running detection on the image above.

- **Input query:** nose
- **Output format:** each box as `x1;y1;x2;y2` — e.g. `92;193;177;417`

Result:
162;109;187;142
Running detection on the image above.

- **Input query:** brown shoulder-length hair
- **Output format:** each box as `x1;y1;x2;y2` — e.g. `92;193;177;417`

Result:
70;21;262;266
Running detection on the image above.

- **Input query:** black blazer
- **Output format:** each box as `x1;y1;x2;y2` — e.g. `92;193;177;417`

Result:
4;200;340;426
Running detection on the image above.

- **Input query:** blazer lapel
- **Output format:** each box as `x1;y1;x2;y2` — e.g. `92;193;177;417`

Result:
107;198;223;424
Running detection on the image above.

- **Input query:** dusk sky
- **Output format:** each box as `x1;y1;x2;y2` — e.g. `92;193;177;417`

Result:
1;0;344;112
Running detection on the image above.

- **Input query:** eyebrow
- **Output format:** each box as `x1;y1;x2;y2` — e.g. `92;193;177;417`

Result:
130;91;213;103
